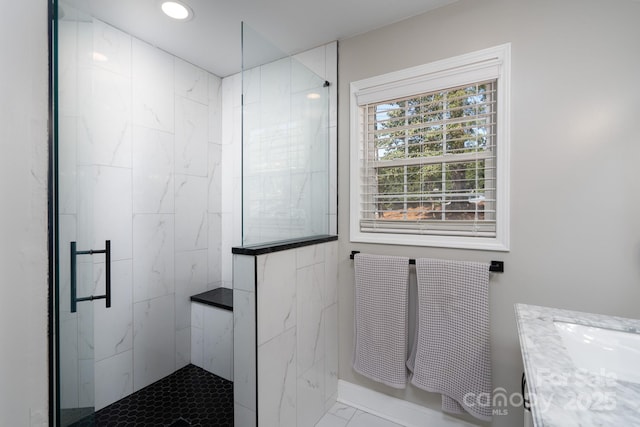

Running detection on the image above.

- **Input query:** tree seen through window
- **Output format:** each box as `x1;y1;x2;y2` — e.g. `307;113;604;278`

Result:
368;81;496;223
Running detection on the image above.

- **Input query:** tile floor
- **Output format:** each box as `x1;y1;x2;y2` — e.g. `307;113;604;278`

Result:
316;402;403;427
68;364;233;426
68;364;401;427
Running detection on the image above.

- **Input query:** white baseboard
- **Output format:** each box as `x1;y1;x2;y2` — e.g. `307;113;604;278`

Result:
337;380;479;427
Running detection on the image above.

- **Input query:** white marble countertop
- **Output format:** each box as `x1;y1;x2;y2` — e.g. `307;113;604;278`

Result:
515;303;640;426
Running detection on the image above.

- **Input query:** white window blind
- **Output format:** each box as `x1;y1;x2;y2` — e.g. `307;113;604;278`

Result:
349;44;510;250
359;80;497;237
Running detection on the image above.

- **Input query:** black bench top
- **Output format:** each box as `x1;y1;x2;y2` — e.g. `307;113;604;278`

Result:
190;288;233;311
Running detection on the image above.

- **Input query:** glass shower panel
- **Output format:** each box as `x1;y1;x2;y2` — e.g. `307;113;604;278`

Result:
56;2;98;425
56;1;128;424
241;23;330;246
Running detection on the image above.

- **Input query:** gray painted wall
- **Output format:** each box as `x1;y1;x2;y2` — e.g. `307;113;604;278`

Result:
337;0;640;425
0;1;49;426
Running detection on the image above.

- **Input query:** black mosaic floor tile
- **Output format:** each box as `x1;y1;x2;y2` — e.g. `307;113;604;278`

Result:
70;364;233;426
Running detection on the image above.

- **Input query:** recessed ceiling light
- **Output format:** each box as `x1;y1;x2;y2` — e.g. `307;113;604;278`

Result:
161;1;193;21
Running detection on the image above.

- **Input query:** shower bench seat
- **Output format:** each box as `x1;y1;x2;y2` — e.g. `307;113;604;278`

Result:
190;288;233;381
191;287;233;311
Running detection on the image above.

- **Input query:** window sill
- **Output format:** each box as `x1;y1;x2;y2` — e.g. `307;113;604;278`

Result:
350;230;509;252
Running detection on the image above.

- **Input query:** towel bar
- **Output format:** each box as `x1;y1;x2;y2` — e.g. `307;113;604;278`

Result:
349;251;504;273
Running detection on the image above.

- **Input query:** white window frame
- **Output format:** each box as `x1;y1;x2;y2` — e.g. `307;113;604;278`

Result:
349;44;511;251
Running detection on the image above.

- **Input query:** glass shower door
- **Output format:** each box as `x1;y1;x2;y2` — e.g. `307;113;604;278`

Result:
55;2;117;424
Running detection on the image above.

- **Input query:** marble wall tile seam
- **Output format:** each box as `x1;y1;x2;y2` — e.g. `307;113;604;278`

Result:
207;136;223;146
175;92;209;108
132;212;176;216
174;166;208;180
87;163;133;171
92;62;132;81
129;122;177;135
206;281;225;288
218;281;232;289
94;345;133;364
175;247;209;255
234;401;256;415
257;323;298;350
133;292;177;307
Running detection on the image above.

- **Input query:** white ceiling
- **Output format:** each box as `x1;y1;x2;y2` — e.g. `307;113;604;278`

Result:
62;0;457;77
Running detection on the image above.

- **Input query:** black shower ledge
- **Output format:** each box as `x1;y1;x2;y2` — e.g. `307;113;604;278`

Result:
190;287;233;311
231;234;337;256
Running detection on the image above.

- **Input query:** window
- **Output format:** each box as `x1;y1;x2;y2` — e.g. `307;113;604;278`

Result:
350;44;510;251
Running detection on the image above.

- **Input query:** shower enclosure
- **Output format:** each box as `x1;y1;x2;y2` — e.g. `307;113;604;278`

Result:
51;1;336;426
53;1;225;424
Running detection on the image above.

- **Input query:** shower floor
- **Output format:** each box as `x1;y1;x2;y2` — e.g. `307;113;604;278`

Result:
68;364;233;426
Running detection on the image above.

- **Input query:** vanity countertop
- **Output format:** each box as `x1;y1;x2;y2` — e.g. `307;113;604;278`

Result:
515;303;640;426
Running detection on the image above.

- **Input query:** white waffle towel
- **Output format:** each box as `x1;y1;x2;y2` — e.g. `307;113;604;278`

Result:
353;253;409;389
407;258;492;421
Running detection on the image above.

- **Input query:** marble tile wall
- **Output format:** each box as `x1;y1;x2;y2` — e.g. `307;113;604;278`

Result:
220;74;242;286
58;17;223;412
190;303;233;381
232;254;257;419
233;240;339;427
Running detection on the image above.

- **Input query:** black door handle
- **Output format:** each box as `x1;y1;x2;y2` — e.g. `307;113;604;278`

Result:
70;240;111;313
